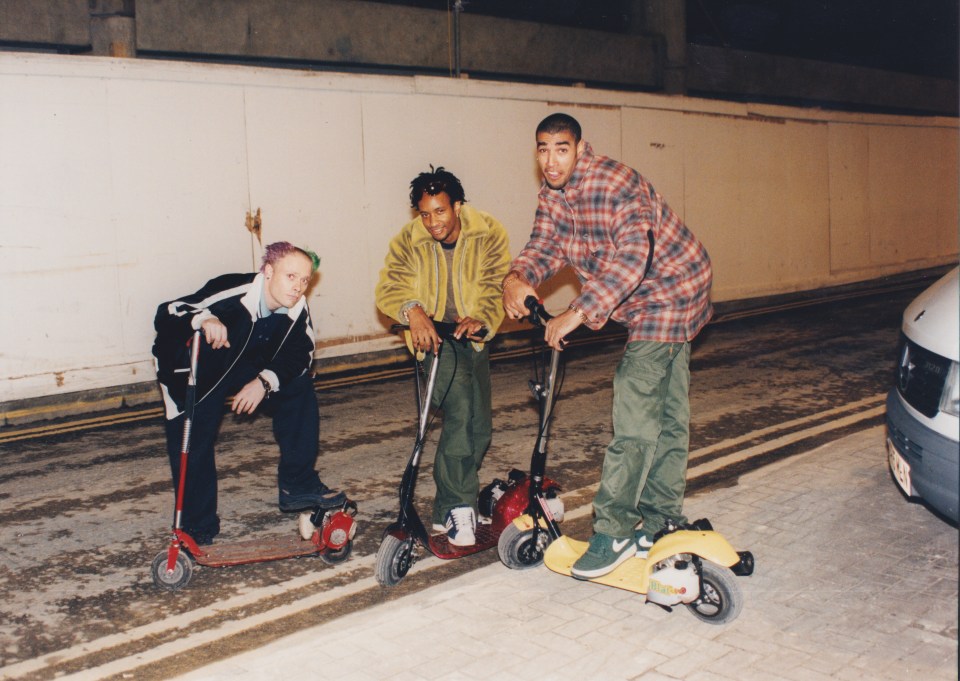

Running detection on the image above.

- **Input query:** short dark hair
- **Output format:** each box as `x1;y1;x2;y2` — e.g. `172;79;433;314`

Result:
536;113;582;143
409;166;467;209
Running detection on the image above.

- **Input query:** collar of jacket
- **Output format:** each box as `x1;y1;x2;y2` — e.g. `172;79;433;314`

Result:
539;140;595;204
239;271;309;321
409;203;491;247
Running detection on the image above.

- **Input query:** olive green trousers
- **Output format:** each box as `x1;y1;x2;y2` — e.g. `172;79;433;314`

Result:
592;340;692;538
427;341;492;525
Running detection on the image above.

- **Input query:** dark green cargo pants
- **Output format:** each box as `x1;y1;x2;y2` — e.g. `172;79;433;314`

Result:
592;340;691;538
427;341;492;525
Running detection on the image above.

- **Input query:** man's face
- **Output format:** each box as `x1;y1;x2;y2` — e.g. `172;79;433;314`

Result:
417;191;462;245
263;252;313;311
536;130;585;190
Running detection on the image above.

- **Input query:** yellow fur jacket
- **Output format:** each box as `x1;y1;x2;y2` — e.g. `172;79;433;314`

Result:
375;203;511;353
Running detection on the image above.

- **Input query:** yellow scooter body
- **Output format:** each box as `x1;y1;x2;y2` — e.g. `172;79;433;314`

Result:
543;529;740;595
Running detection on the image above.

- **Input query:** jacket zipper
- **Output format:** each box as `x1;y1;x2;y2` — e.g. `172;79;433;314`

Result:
196;324;254;407
431;243;440;316
456;239;464;316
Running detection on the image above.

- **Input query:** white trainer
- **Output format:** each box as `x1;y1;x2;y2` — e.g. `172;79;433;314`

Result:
444;505;476;546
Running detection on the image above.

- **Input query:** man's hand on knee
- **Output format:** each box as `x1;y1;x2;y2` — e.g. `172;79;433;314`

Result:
231;378;266;414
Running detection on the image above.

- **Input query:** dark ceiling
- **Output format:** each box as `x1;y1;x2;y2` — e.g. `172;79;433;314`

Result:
371;0;959;80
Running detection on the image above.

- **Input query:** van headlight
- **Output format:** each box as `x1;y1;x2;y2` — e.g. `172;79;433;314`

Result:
941;361;960;417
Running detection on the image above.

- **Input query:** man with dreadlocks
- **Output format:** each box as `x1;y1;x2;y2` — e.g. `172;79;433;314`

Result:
153;241;347;545
376;167;511;546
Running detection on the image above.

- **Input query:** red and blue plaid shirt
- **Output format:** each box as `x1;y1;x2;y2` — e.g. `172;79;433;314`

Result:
512;143;713;343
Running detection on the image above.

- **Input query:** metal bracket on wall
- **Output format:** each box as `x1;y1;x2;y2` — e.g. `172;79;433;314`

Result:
246;207;262;243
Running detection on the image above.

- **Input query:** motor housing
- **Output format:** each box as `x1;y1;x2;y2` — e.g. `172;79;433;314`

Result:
298;506;358;549
479;468;563;525
646;557;700;606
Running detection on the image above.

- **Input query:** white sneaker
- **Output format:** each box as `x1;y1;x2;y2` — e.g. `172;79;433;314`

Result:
431;523;446;533
444;505;476;546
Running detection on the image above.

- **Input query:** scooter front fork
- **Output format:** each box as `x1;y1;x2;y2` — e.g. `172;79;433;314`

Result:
165;528;204;569
164;540;181;573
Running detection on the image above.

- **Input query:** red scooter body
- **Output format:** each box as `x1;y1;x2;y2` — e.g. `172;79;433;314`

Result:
405;473;562;559
151;330;358;591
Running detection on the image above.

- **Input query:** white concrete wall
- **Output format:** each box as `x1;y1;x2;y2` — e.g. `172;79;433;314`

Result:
1;53;957;404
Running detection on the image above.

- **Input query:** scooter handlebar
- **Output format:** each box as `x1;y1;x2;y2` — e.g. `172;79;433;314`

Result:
523;295;553;327
389;321;489;343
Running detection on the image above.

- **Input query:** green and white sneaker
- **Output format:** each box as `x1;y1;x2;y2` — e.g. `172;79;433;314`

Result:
635;530;654;558
570;533;637;579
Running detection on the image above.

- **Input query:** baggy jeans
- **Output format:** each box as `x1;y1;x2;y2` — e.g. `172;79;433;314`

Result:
427;341;493;525
592;340;691;539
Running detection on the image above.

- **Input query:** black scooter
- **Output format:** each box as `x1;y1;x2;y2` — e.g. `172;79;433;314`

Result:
496;296;566;569
375;310;564;587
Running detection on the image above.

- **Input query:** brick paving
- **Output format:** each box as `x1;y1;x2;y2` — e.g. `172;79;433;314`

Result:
173;426;958;681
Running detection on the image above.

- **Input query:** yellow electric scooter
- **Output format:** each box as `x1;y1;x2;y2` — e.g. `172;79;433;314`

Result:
500;297;754;624
544;518;754;624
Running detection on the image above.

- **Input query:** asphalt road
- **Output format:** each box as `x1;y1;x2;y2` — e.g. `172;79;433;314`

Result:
0;286;923;680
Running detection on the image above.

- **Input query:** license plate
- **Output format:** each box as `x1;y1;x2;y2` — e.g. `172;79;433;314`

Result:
887;439;913;496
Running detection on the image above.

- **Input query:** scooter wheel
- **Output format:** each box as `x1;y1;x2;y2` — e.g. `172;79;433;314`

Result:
319;540;353;565
375;535;414;587
685;561;742;625
497;523;549;570
151;550;193;591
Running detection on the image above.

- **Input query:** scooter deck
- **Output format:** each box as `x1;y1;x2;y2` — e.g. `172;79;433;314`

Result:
192;534;319;567
427;522;502;558
544;535;651;594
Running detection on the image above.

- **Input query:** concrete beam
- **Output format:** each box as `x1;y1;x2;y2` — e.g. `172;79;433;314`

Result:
90;0;136;58
0;0;89;47
133;0;661;87
458;13;659;85
688;44;959;115
641;0;686;94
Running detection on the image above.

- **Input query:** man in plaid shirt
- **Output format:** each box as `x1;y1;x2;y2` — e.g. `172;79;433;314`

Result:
502;113;713;579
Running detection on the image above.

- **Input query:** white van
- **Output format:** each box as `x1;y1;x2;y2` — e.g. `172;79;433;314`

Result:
886;267;959;523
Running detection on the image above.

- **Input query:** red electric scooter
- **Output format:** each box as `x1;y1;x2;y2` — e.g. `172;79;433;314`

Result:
151;330;358;591
374;317;564;587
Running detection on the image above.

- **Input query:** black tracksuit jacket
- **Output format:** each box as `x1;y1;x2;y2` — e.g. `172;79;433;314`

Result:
152;272;315;419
